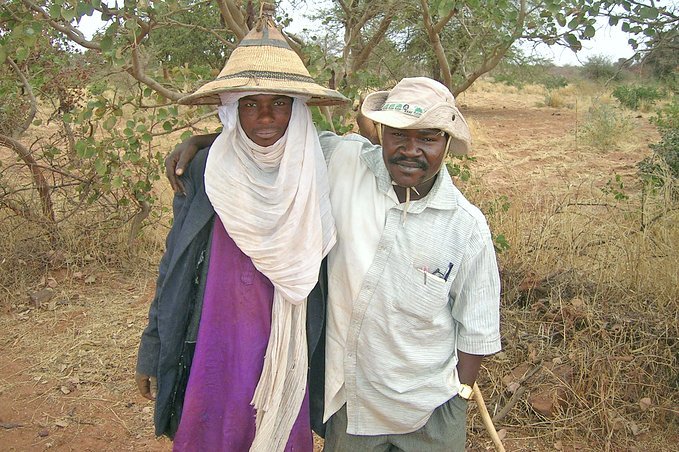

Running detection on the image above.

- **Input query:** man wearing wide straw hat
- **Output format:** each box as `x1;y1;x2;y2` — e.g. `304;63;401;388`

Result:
135;5;346;451
171;75;501;451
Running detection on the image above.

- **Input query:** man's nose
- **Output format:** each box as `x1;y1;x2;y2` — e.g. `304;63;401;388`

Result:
400;137;422;156
257;105;275;123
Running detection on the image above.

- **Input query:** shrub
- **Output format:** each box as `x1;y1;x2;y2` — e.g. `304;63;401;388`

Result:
612;84;664;111
638;98;679;185
579;104;633;149
545;89;566;108
542;75;569;90
581;55;623;82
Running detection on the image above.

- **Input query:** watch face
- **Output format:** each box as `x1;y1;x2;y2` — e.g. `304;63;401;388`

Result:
459;385;473;399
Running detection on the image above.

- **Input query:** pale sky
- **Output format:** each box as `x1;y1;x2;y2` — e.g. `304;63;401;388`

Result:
76;7;638;67
521;17;636;66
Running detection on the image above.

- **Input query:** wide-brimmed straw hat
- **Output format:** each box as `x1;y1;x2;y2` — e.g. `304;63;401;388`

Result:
179;6;347;106
361;77;471;155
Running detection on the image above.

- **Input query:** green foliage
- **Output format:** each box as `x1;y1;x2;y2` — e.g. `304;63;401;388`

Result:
612;84;663;111
642;29;679;83
147;1;235;70
311;107;354;134
493;234;511;253
477;194;512;253
580;104;633;149
446;155;476;183
0;1;199;243
601;174;629;201
0;68;30;135
543;75;569;90
638;98;679;186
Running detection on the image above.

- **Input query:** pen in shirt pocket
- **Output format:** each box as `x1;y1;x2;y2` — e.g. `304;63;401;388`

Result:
431;262;454;281
418;263;454;285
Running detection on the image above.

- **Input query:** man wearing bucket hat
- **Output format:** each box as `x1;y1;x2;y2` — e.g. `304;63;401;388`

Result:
170;75;501;451
135;5;347;452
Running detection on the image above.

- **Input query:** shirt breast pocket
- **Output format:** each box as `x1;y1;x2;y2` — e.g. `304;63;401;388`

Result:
393;265;451;323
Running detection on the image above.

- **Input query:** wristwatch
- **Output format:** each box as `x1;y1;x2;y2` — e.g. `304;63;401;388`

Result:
458;383;474;400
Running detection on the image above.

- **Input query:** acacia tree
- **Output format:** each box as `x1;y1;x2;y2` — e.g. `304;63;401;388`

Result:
0;0;247;245
0;0;676;247
314;0;677;95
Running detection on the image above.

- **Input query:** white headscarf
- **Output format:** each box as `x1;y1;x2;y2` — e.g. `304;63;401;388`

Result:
204;93;336;451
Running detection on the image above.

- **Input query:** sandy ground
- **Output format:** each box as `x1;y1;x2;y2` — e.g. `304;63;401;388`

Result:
0;84;663;451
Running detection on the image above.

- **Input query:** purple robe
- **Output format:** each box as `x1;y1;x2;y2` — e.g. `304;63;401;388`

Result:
173;217;312;451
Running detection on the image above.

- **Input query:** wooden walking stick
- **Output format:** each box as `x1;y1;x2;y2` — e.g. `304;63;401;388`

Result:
472;382;506;452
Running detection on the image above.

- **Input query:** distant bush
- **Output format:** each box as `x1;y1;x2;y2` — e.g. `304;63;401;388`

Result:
580;104;633;149
612;84;664;111
581;55;623;82
494;70;569;91
490;52;569;90
542;75;569;90
544;89;566;108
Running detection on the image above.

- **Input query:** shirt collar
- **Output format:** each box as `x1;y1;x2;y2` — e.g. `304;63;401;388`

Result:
360;144;458;213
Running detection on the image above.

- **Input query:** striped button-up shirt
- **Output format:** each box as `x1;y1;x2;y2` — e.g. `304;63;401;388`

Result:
318;132;501;435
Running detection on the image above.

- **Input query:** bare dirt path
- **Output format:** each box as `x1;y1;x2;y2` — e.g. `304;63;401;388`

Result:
0;87;661;451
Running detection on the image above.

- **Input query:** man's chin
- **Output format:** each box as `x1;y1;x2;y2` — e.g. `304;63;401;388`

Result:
389;168;424;188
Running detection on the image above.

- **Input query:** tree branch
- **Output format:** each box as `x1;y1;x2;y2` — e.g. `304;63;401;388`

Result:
351;12;394;74
420;0;452;87
215;0;248;40
337;0;350;15
0;134;56;225
163;19;237;48
126;44;184;101
433;5;456;35
6;58;37;139
21;0;101;51
452;0;527;95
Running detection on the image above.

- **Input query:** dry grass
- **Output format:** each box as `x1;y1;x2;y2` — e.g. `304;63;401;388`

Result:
457;78;678;450
473;187;679;450
544;89;568;108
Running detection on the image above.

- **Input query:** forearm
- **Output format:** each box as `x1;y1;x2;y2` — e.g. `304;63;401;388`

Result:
193;132;220;150
457;350;484;385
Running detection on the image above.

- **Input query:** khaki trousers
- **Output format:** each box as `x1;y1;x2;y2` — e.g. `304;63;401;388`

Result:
324;396;468;452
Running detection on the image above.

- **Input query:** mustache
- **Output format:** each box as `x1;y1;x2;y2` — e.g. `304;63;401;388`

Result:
389;156;428;170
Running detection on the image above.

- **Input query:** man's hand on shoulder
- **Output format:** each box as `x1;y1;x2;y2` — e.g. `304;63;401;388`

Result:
166;133;220;195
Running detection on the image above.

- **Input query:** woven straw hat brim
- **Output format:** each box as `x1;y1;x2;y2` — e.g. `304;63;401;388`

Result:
179;21;347;107
361;90;471;155
179;74;348;106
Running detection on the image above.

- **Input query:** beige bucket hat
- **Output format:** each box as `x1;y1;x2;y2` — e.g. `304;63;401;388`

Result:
179;6;347;106
361;77;471;155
